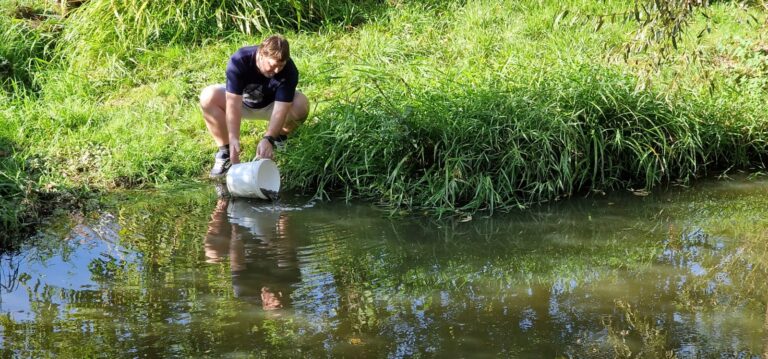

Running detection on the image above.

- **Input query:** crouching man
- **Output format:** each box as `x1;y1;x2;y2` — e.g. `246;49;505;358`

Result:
200;34;309;178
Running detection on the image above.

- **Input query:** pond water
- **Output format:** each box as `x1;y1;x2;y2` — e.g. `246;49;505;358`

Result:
2;175;768;357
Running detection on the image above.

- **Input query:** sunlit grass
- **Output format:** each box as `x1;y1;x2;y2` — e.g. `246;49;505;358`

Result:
0;7;57;91
57;0;386;69
0;0;767;236
280;0;768;213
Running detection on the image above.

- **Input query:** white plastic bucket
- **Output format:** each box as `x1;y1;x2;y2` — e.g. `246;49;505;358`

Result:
226;159;280;200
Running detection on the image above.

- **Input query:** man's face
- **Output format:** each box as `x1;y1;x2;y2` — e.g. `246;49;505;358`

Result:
258;55;286;78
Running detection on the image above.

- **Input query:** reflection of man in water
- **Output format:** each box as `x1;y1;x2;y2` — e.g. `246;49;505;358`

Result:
204;198;300;310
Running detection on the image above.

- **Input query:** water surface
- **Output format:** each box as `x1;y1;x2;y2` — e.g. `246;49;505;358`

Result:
2;176;768;357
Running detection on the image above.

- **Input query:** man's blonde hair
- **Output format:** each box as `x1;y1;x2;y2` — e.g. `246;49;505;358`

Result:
258;35;290;62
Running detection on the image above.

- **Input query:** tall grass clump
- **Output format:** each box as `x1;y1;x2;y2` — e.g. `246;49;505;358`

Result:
282;63;765;214
0;2;57;241
0;93;31;243
0;146;26;243
59;0;385;65
0;6;58;91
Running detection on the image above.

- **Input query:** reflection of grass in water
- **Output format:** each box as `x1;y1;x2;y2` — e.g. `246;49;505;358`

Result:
303;197;666;304
295;182;768;355
584;180;768;357
109;185;216;267
0;184;313;357
4;181;768;356
663;179;768;303
572;300;676;358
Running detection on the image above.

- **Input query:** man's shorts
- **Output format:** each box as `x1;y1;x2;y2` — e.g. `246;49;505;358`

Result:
242;101;276;121
215;84;302;121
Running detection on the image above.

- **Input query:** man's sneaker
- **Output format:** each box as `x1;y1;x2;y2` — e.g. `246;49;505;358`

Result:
209;151;231;179
274;134;288;152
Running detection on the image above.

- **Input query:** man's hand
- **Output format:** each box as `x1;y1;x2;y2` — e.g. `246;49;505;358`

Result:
257;137;274;159
229;140;241;164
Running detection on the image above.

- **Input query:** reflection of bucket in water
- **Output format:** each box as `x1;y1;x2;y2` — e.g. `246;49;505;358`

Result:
226;159;280;200
227;198;281;237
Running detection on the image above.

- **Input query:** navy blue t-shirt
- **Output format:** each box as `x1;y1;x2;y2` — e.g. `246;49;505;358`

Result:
225;46;299;109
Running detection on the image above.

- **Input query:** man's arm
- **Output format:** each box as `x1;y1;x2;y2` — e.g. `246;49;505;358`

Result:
226;92;243;163
257;100;291;159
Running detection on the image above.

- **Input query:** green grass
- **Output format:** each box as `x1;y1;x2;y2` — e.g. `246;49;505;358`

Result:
0;8;55;90
57;0;390;71
1;0;767;237
0;113;28;242
281;63;760;213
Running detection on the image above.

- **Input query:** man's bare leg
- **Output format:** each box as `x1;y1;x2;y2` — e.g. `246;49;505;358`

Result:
200;85;229;146
280;92;310;136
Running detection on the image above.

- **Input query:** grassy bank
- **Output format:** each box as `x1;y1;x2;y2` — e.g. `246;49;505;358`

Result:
1;0;767;238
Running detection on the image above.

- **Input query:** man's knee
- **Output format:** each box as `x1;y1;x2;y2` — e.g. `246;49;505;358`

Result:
200;85;224;110
291;92;310;121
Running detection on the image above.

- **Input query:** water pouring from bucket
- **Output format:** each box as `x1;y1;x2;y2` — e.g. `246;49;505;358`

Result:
226;159;280;200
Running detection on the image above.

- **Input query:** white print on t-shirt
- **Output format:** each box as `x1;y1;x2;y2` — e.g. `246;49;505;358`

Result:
243;84;264;108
